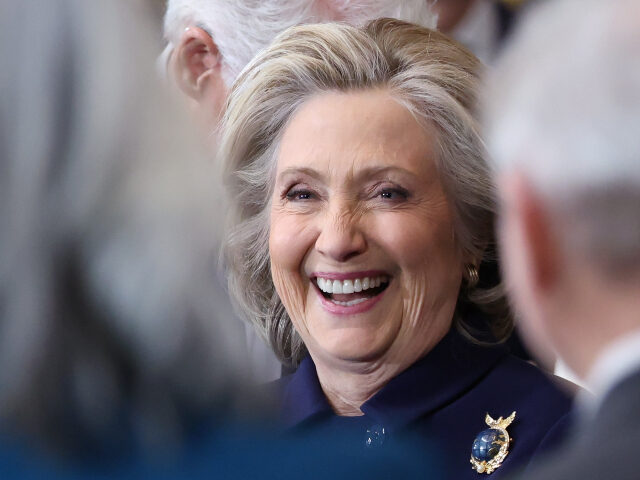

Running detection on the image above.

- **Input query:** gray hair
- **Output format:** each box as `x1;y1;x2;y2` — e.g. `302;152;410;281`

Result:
486;0;640;277
0;0;247;453
162;0;436;85
222;18;510;367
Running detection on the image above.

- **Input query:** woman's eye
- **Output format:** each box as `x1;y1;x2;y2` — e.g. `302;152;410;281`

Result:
378;187;409;201
285;189;315;201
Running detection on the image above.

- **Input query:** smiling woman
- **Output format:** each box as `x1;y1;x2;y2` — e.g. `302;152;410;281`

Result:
223;20;499;368
269;90;462;401
221;18;573;479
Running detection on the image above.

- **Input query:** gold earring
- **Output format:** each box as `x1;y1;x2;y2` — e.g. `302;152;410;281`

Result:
466;264;479;288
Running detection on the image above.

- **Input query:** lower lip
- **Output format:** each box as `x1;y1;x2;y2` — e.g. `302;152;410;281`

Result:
315;283;388;315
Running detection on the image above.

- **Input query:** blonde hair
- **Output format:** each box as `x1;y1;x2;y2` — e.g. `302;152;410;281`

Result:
222;18;510;367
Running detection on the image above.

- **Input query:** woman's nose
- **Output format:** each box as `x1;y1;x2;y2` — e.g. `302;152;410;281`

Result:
314;208;367;262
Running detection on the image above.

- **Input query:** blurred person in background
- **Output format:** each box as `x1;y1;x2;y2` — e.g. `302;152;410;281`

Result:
161;0;437;132
161;0;438;382
222;18;572;479
486;0;640;478
433;0;528;64
0;0;251;474
0;1;448;478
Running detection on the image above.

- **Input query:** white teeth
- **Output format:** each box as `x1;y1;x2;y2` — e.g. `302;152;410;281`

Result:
315;275;389;294
342;280;354;294
318;278;332;293
331;298;368;307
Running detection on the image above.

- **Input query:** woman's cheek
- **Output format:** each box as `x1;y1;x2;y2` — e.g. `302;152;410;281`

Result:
270;263;307;332
269;212;313;333
401;271;429;329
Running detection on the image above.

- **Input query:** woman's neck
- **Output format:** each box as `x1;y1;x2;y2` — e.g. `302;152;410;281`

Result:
313;360;396;416
308;326;451;416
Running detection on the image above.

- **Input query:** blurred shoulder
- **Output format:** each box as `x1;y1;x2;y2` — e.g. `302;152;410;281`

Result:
492;353;577;405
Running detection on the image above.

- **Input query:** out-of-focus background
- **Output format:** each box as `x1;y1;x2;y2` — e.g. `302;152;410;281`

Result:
145;0;532;54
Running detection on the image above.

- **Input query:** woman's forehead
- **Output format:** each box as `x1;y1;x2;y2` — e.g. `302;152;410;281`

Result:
276;89;438;178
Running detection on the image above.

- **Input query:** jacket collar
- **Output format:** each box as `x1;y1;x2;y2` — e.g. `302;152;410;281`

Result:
279;328;508;432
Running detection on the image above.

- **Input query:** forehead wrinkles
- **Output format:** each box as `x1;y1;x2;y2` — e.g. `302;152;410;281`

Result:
275;90;439;195
322;152;379;189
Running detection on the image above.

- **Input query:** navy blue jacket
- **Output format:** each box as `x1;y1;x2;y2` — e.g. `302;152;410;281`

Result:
275;329;573;479
514;367;640;480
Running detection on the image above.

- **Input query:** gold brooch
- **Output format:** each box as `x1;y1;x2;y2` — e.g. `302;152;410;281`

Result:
470;411;516;474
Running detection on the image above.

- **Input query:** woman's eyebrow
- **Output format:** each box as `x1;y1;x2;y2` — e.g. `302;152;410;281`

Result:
354;165;415;180
277;165;417;184
277;167;325;182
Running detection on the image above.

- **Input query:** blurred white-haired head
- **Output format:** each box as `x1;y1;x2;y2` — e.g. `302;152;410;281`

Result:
485;0;640;379
161;0;437;130
486;0;640;277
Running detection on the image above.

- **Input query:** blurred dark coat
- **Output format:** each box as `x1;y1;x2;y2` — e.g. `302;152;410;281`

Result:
275;328;573;480
0;418;442;480
512;368;640;480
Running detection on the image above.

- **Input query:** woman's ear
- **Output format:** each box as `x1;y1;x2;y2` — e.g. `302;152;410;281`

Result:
170;26;221;100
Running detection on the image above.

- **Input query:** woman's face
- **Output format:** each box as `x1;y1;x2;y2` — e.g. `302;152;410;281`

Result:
269;89;464;372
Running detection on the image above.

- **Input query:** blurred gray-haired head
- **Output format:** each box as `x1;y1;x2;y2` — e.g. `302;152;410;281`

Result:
485;0;640;277
162;0;437;86
0;0;247;455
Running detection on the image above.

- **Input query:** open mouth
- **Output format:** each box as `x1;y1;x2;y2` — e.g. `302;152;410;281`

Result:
313;274;391;307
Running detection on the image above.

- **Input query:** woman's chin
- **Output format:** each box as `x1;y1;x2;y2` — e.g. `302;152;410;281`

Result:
309;330;394;365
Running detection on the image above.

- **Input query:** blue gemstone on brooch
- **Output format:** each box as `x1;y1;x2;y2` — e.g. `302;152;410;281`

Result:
470;412;516;474
472;428;506;462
